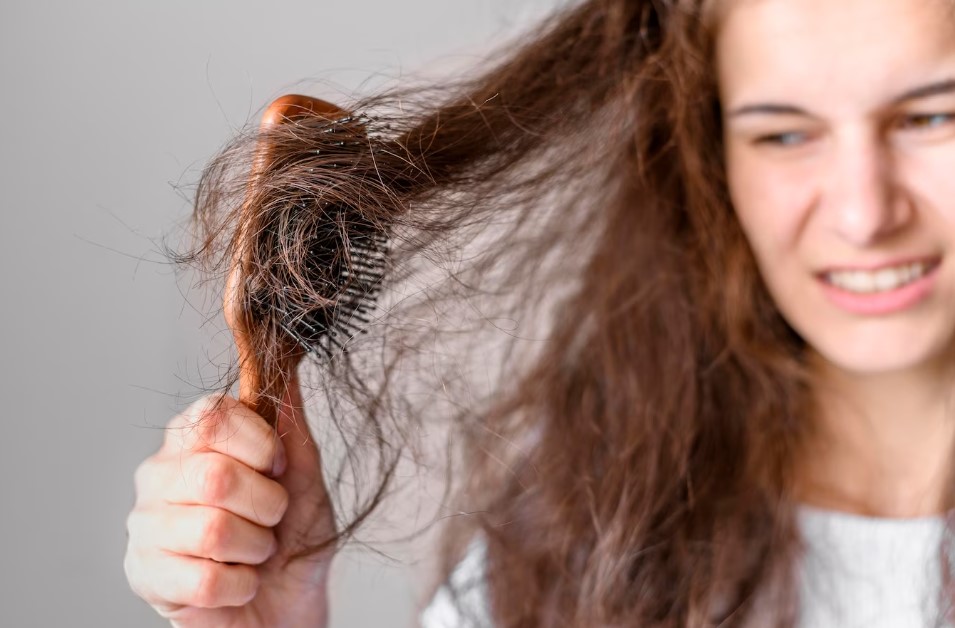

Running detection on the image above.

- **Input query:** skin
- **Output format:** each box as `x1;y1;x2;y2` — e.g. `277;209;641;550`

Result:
718;0;955;516
124;381;335;628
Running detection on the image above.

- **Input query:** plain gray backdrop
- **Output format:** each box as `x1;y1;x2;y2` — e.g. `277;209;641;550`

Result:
0;1;561;626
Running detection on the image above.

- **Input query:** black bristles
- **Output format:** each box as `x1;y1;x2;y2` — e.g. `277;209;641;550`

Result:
246;112;392;359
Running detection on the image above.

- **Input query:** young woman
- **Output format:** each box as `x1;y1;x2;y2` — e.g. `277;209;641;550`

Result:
124;0;955;625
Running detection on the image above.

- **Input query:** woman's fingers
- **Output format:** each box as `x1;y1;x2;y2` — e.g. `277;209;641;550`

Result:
163;394;286;478
126;549;260;611
135;450;289;528
125;388;335;624
127;503;277;565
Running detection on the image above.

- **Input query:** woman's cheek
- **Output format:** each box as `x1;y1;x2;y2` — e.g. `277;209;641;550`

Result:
732;170;808;258
913;145;955;224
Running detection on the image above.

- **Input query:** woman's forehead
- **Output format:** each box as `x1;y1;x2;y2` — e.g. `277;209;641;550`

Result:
707;0;955;24
713;0;955;109
709;0;955;47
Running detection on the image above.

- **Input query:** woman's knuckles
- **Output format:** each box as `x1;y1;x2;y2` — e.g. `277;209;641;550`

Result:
197;508;235;560
135;450;289;532
163;394;277;472
195;509;277;564
190;560;259;608
194;455;238;506
188;454;288;525
125;512;276;616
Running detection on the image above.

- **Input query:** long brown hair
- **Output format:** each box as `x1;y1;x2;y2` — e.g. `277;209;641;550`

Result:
171;0;951;625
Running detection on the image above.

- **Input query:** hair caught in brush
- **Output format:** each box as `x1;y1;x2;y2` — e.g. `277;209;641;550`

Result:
167;0;874;626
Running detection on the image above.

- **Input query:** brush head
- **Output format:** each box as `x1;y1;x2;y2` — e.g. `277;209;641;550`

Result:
252;109;388;359
253;204;389;360
224;95;390;425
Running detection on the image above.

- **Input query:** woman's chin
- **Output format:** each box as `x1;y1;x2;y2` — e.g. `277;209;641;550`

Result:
807;331;954;378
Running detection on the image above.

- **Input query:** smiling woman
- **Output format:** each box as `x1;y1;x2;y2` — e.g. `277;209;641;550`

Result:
125;0;955;626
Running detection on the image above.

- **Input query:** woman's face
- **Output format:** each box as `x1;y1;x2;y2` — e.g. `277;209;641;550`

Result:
718;0;955;375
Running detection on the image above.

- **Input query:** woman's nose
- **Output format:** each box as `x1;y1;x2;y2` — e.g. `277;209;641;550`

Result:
822;134;914;245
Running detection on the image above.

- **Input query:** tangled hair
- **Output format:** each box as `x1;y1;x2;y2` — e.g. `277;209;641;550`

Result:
172;0;955;625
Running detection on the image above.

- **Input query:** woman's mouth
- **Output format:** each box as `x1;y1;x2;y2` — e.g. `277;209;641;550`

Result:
823;259;937;294
818;257;941;315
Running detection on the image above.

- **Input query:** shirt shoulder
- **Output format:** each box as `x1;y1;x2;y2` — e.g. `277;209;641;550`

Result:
420;536;491;627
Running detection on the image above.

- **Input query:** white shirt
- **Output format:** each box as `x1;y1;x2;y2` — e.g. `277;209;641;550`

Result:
421;506;948;627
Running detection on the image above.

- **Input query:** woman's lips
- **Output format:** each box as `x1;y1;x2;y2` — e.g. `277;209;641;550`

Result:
817;257;941;316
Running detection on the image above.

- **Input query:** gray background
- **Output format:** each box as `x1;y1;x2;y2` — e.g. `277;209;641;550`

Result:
0;1;559;626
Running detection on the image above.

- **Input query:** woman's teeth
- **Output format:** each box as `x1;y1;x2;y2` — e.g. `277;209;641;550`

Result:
825;261;933;294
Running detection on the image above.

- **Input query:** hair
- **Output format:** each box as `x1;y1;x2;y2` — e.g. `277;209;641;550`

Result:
173;0;955;625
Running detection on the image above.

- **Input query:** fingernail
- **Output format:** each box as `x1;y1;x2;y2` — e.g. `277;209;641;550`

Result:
271;441;287;477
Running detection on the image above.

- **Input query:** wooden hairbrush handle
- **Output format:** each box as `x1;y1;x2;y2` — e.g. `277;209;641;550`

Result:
224;94;349;426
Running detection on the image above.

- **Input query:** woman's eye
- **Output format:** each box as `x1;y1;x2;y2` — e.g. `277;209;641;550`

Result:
753;131;809;147
897;112;954;131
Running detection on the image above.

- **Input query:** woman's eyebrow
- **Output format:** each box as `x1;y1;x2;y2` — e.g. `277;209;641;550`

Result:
725;78;955;120
726;103;811;120
891;77;955;104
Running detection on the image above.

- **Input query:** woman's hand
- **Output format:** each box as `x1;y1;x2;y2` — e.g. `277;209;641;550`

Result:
124;377;337;628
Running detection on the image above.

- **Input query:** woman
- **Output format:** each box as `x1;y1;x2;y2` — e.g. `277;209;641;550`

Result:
124;0;955;625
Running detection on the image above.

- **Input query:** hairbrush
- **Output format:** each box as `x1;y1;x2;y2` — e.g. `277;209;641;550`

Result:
223;94;390;427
